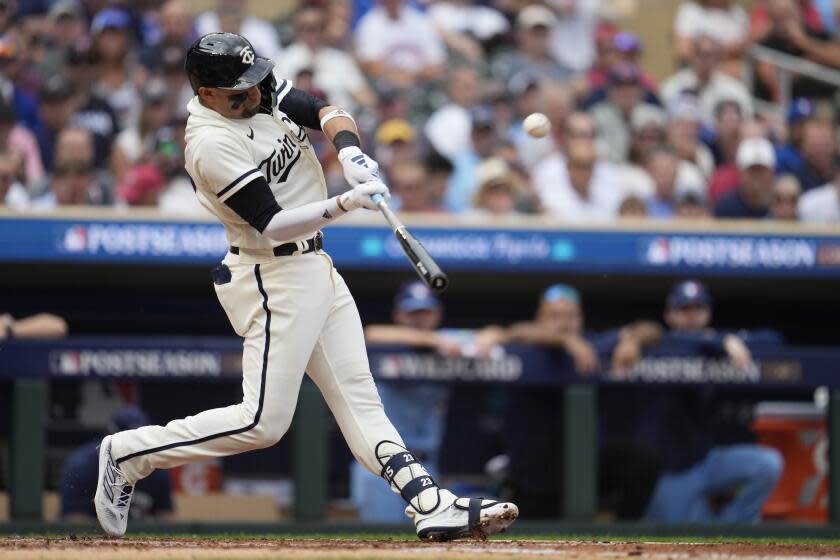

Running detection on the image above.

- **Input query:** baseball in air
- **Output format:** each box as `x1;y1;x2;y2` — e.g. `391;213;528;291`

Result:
523;112;551;138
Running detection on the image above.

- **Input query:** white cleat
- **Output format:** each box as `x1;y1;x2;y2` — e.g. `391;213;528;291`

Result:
415;497;519;541
94;435;134;537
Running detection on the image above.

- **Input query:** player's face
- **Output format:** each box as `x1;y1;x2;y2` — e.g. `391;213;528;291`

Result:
536;299;582;336
665;304;711;332
201;85;261;119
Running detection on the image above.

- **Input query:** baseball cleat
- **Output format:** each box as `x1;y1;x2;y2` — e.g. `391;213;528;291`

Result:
415;497;519;541
94;435;134;537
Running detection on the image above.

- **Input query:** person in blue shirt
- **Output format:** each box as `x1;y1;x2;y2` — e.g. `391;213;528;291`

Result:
776;115;839;192
61;406;173;522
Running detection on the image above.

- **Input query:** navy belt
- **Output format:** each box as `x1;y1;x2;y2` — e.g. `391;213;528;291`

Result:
231;232;323;257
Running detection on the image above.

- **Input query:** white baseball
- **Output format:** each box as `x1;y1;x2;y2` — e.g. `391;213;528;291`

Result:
523;112;551;138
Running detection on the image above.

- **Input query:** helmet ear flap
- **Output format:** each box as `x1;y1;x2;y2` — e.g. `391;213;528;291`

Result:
258;72;277;115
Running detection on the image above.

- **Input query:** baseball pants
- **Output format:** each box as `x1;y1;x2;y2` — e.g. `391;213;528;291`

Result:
110;248;405;489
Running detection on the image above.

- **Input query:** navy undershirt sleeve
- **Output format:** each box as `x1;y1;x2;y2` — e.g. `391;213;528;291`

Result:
224;176;282;233
277;87;329;130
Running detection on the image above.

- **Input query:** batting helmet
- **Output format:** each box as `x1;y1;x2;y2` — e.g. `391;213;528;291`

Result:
184;32;274;94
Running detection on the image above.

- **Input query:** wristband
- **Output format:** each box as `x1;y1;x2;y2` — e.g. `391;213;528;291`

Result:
333;130;361;152
319;108;355;130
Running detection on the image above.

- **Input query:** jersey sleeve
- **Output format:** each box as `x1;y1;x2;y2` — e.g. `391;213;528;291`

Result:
193;135;262;203
274;79;329;130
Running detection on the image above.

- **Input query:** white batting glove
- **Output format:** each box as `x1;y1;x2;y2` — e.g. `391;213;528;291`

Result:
339;180;390;211
338;146;380;187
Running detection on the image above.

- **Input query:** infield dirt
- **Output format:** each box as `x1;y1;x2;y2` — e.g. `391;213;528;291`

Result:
2;537;840;560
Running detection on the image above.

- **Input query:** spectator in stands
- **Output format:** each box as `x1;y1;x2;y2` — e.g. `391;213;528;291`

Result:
389;159;443;212
37;0;90;79
428;0;509;63
704;98;743;169
755;0;840;100
513;83;571;171
61;406;173;522
645;147;698;219
0;33;40;130
497;5;571;83
110;78;171;183
675;191;712;219
661;36;752;127
798;168;840;223
673;0;749;67
445;105;500;213
355;0;445;88
0;96;43;186
777;118;838;192
774;98;814;181
591;62;651;162
34;75;76;171
140;0;195;72
0;149;27;208
467;158;530;217
715;137;776;219
667;94;715;179
424;150;454;213
425;66;482;161
353;282;462;522
770;174;802;221
91;8;145;130
153;126;207;216
533;139;624;222
275;4;374;112
32;128;110;208
375;118;419;174
65;45;121;171
116;163;164;208
618;194;648;218
0;311;67;339
195;0;282;61
548;0;600;73
474;284;662;515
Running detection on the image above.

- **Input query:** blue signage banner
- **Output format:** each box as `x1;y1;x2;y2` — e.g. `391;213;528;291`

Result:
2;215;840;276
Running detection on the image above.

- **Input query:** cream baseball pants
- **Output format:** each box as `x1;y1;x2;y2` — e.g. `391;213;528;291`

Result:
110;249;406;492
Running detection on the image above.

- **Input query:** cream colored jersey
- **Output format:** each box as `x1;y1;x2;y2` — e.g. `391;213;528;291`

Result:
184;82;327;250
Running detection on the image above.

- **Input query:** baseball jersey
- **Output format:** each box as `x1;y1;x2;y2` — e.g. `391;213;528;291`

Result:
184;80;328;250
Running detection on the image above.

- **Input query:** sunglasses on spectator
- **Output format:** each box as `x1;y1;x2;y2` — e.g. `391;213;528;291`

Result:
54;161;92;176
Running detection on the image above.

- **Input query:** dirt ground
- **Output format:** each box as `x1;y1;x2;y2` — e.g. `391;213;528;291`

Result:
2;537;840;560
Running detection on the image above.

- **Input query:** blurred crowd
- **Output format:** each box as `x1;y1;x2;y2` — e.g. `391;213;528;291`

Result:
1;0;840;224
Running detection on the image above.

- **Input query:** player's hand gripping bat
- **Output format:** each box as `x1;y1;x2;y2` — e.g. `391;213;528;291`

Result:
371;193;449;293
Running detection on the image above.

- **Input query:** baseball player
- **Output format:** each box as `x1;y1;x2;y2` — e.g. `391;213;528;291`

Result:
93;33;518;540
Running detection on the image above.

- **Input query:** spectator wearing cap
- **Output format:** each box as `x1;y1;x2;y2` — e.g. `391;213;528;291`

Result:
590;62;650;162
533;139;624;223
91;7;143;130
33;75;77;171
355;0;445;88
661;36;752;128
275;4;374;114
0;97;43;186
773;98;814;182
389;159;444;212
61;406;173;522
776;118;839;192
36;0;90;79
110;78;171;183
467;158;531;217
375;118;418;173
714;137;776;219
588;31;659;94
0;34;40;131
445;104;500;213
474;284;662;515
798;167;840;223
32;127;110;208
424;66;482;161
0;149;27;208
769;174;802;221
355;281;466;521
196;0;282;63
117;163;165;207
427;0;509;62
496;5;572;84
673;0;749;67
63;45;121;171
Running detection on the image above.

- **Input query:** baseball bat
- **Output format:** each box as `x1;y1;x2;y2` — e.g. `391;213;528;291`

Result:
371;193;449;293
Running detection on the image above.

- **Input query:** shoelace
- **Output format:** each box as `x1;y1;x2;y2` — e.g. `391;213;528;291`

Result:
105;460;134;508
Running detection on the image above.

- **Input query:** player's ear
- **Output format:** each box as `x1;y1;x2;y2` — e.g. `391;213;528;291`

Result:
197;87;214;101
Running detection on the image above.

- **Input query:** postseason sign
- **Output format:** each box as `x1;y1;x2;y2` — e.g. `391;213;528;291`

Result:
1;215;839;277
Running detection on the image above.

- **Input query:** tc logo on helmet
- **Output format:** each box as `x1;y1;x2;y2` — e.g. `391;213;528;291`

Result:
240;46;255;65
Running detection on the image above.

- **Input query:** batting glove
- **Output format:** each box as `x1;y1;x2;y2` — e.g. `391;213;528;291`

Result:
339;180;390;211
338;146;380;187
